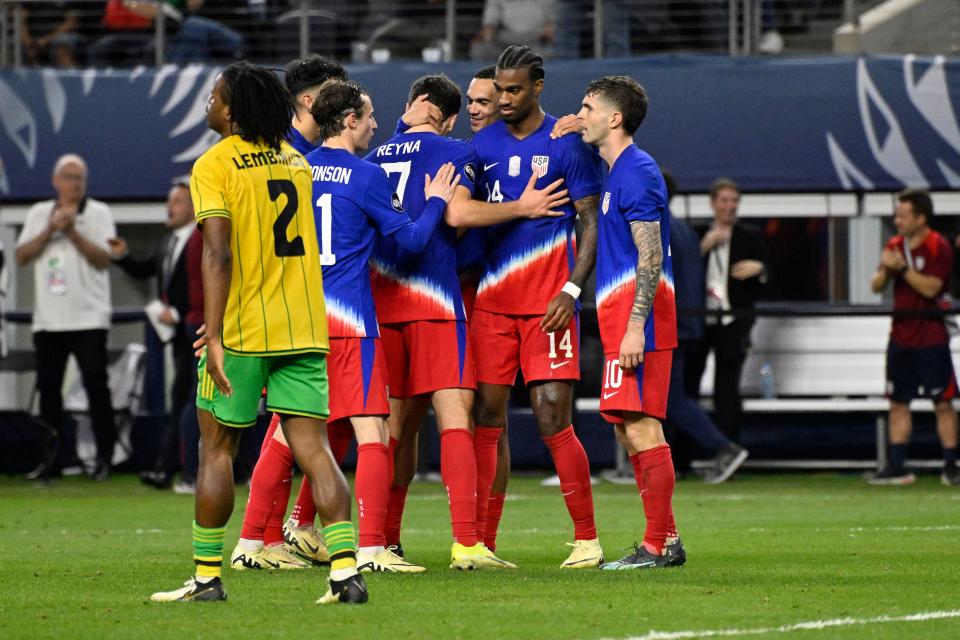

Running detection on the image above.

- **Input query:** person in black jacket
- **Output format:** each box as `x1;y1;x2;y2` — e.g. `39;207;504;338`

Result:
110;179;198;488
687;178;766;444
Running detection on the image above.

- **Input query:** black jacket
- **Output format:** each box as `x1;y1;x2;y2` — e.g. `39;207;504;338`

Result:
697;221;767;316
117;235;191;323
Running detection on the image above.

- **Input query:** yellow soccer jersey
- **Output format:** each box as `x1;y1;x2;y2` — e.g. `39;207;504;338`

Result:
190;135;328;355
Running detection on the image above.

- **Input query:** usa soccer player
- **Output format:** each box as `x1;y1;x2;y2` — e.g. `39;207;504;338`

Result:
308;79;460;571
470;46;604;568
150;62;368;604
371;74;568;570
576;75;685;569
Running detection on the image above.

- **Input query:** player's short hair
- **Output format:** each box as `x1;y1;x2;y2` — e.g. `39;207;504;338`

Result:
584;76;648;136
473;65;496;80
221;62;294;151
52;153;87;177
408;74;462;122
709;177;740;200
311;79;367;141
283;54;347;97
496;45;545;82
898;188;934;222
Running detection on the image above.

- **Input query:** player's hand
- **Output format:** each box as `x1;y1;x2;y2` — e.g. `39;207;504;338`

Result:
193;324;208;358
731;259;764;280
549;114;580;139
49;207;75;232
541;291;575;333
424;162;461;203
204;337;233;397
159;307;176;326
519;173;569;218
106;237;128;260
618;323;646;372
881;248;906;273
701;227;730;252
402;94;442;129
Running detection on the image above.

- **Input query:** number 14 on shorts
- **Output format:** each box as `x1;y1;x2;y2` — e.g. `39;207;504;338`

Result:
548;329;574;368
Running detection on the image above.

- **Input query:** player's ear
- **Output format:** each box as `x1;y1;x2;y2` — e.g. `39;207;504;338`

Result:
609;111;623;131
533;78;544;97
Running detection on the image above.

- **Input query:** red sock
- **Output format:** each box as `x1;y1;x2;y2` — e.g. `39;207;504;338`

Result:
289;476;316;528
630;445;676;554
440;428;478;546
473;426;502;541
356;442;390;548
484;492;506;551
384;483;408;546
328;421;354;466
241;430;293;541
543;425;597;541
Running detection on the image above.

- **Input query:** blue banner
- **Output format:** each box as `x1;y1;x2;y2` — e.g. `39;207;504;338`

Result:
2;54;959;201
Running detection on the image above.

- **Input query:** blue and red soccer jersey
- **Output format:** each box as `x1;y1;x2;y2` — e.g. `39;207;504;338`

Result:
366;132;478;323
305;146;445;338
595;144;677;355
470;115;602;315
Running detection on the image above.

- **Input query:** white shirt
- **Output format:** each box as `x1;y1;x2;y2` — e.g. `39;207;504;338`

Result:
17;198;115;332
705;238;733;326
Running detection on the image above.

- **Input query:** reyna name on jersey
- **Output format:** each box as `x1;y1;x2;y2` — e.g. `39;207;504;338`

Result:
229;149;304;171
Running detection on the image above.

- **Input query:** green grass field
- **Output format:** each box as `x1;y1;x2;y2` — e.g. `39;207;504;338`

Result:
1;473;959;640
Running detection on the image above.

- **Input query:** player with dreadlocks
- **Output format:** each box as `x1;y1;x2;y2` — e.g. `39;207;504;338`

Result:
151;61;368;605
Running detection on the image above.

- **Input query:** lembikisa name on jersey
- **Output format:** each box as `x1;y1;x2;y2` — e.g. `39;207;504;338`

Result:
230;150;303;170
375;139;422;157
311;165;353;184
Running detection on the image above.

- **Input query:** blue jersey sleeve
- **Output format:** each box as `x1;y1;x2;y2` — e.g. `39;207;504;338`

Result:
394;117;410;136
362;167;445;254
558;134;602;202
620;163;667;224
451;142;478;194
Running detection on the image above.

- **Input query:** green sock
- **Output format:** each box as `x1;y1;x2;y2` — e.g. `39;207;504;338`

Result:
192;520;227;580
322;521;357;573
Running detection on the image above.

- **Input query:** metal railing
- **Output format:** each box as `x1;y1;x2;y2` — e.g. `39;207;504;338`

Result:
0;0;854;68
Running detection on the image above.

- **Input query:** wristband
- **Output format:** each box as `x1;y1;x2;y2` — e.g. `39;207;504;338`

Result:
561;282;581;299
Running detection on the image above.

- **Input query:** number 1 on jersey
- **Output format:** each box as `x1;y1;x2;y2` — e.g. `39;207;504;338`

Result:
316;193;336;266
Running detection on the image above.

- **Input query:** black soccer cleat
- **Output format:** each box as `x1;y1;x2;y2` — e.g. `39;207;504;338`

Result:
150;577;227;602
663;537;687;567
600;543;670;570
317;573;369;605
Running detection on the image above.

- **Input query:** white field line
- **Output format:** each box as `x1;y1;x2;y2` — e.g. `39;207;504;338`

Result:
615;609;960;640
747;525;960;533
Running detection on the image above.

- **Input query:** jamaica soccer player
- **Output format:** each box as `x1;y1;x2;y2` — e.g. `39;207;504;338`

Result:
577;75;685;569
150;62;367;604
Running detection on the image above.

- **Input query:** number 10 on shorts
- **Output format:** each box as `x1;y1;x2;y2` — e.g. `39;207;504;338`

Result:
548;329;573;359
604;359;623;390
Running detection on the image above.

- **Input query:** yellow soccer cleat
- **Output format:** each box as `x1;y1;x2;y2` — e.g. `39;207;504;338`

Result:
283;522;331;566
262;544;311;569
357;547;427;573
230;543;309;570
560;538;604;569
449;542;517;570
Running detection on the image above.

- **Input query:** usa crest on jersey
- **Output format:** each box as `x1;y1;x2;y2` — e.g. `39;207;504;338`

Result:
531;155;550;178
602;192;611;215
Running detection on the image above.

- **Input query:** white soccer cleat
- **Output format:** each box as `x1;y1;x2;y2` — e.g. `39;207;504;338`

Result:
357;547;426;573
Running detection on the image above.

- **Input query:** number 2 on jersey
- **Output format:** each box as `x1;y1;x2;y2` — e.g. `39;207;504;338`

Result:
269;179;305;258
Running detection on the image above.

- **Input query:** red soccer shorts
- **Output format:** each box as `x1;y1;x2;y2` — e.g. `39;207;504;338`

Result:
327;336;390;424
599;350;672;424
470;309;580;386
380;320;476;398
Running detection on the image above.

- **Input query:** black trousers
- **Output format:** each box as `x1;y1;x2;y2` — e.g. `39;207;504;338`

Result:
686;321;751;443
155;325;195;474
33;329;115;465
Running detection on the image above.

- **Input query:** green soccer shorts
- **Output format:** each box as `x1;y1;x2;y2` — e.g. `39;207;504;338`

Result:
196;349;330;427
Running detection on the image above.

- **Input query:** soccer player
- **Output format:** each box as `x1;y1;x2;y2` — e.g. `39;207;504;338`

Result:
306;78;460;571
150;62;367;604
469;46;604;568
576;75;685;569
371;73;568;570
230;55;348;572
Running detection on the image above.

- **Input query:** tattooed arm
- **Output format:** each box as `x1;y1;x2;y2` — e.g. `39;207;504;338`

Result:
619;220;663;372
540;194;599;332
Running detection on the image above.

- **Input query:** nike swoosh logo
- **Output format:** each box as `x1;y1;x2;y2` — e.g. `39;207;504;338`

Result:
550;361;571;370
484;162;499;171
639;489;648;495
562;489;575;496
603;391;619;399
